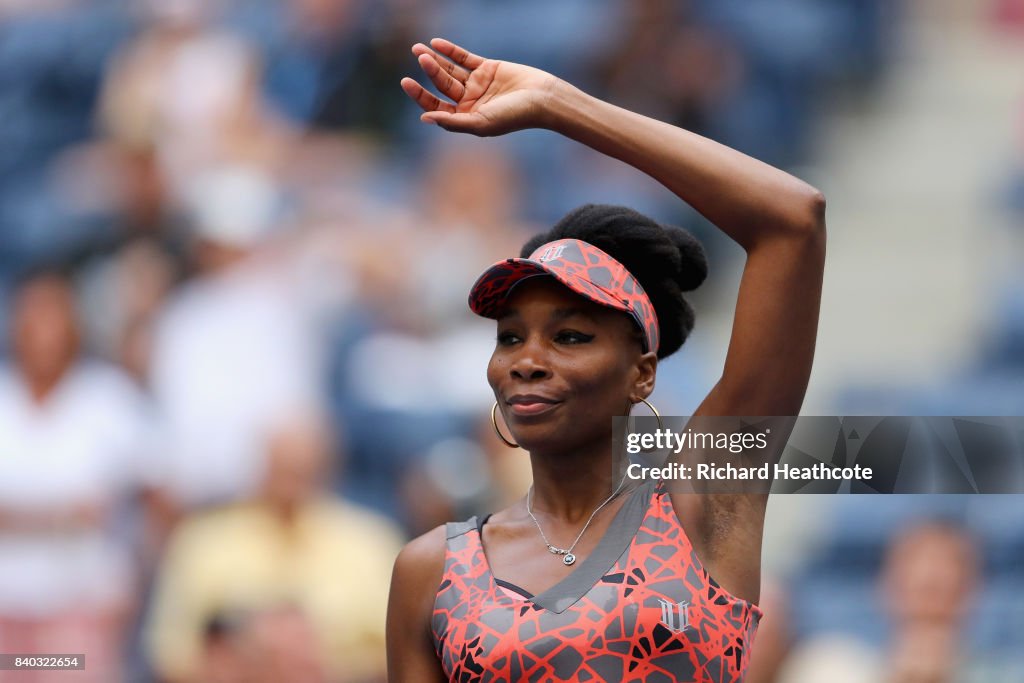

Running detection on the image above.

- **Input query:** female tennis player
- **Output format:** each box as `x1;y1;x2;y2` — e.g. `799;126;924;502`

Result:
388;38;825;682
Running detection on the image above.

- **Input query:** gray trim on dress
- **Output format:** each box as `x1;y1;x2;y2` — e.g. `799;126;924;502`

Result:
442;480;657;614
446;517;479;539
531;479;657;613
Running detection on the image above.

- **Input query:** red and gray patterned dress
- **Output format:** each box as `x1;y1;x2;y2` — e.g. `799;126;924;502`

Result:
432;480;763;682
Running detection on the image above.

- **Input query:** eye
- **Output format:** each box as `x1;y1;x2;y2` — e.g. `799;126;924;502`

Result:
496;331;522;346
555;330;595;345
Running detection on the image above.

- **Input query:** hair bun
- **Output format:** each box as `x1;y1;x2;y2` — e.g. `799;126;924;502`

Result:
520;204;710;359
664;227;708;292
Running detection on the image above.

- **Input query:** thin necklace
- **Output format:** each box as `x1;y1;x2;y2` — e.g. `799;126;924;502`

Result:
526;470;630;566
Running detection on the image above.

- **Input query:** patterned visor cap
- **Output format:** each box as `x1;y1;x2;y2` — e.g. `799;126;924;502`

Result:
467;238;660;355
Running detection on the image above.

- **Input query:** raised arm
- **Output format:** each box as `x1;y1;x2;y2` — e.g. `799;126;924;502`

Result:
547;84;825;418
402;38;825;418
402;39;826;604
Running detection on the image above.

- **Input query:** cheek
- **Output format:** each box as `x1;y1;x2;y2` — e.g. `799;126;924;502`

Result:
486;351;504;393
567;352;634;406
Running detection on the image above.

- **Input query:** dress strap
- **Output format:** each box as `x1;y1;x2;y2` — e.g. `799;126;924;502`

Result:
445;517;479;540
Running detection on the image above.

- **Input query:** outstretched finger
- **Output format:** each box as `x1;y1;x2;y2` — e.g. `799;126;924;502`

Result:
429;38;485;70
417;53;466;103
400;77;456;114
411;43;470;82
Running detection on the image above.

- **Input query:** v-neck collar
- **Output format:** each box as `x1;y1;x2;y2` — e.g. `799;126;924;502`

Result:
475;479;657;614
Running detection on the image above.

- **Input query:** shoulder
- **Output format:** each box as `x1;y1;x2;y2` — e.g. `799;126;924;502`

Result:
166;503;254;546
387;524;451;681
388;524;449;635
393;523;449;589
63;361;154;436
315;498;406;558
59;361;153;433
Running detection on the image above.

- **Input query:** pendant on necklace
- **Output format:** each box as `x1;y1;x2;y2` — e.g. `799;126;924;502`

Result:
563;553;576;566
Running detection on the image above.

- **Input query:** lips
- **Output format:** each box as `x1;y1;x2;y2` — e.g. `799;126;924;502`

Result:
506;393;562;417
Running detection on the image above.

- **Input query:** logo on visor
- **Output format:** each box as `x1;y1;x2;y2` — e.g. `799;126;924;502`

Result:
536;245;567;263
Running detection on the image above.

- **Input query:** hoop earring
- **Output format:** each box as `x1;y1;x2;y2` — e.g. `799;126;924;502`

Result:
632;397;664;432
491;401;520;448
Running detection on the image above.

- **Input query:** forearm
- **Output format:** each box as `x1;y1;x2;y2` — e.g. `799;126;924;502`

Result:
542;80;824;249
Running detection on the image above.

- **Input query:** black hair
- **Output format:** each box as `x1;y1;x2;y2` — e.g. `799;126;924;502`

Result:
520;204;707;359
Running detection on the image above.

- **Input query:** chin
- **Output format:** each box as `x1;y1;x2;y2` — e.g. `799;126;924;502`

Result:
514;424;595;457
509;422;566;453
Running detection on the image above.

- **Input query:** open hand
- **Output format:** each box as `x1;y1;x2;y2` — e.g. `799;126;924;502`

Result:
400;38;559;137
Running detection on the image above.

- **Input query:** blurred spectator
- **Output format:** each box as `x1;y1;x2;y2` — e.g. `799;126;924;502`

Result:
148;165;326;507
422;0;613;81
237;603;331;683
39;139;187;394
411;139;537;328
232;0;423;139
327;139;533;519
0;270;165;683
195;609;252;683
777;520;1019;683
196;604;330;683
592;0;742;136
145;407;403;683
3;0;1024;680
97;2;294;204
0;0;133;277
83;239;180;386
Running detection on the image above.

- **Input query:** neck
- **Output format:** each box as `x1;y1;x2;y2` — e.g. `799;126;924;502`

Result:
527;436;631;523
20;367;68;404
266;500;301;526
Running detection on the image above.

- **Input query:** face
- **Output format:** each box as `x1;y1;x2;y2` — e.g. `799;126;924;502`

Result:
261;414;330;509
487;277;656;455
11;275;80;386
883;524;978;625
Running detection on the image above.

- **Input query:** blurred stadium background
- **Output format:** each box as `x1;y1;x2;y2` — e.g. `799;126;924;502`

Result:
0;0;1023;681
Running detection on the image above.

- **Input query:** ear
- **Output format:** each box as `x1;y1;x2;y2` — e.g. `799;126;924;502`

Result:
629;350;658;402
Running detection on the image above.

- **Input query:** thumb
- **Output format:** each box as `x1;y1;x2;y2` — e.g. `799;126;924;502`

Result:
421;111;483;133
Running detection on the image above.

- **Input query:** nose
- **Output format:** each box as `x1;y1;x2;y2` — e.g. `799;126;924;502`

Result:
508;336;552;382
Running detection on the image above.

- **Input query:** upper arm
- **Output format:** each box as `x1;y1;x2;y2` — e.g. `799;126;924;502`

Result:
696;193;826;418
676;191;825;605
386;525;448;683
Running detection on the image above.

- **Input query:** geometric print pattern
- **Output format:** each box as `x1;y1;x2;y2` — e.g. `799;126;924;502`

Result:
432;483;762;682
468;238;661;355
